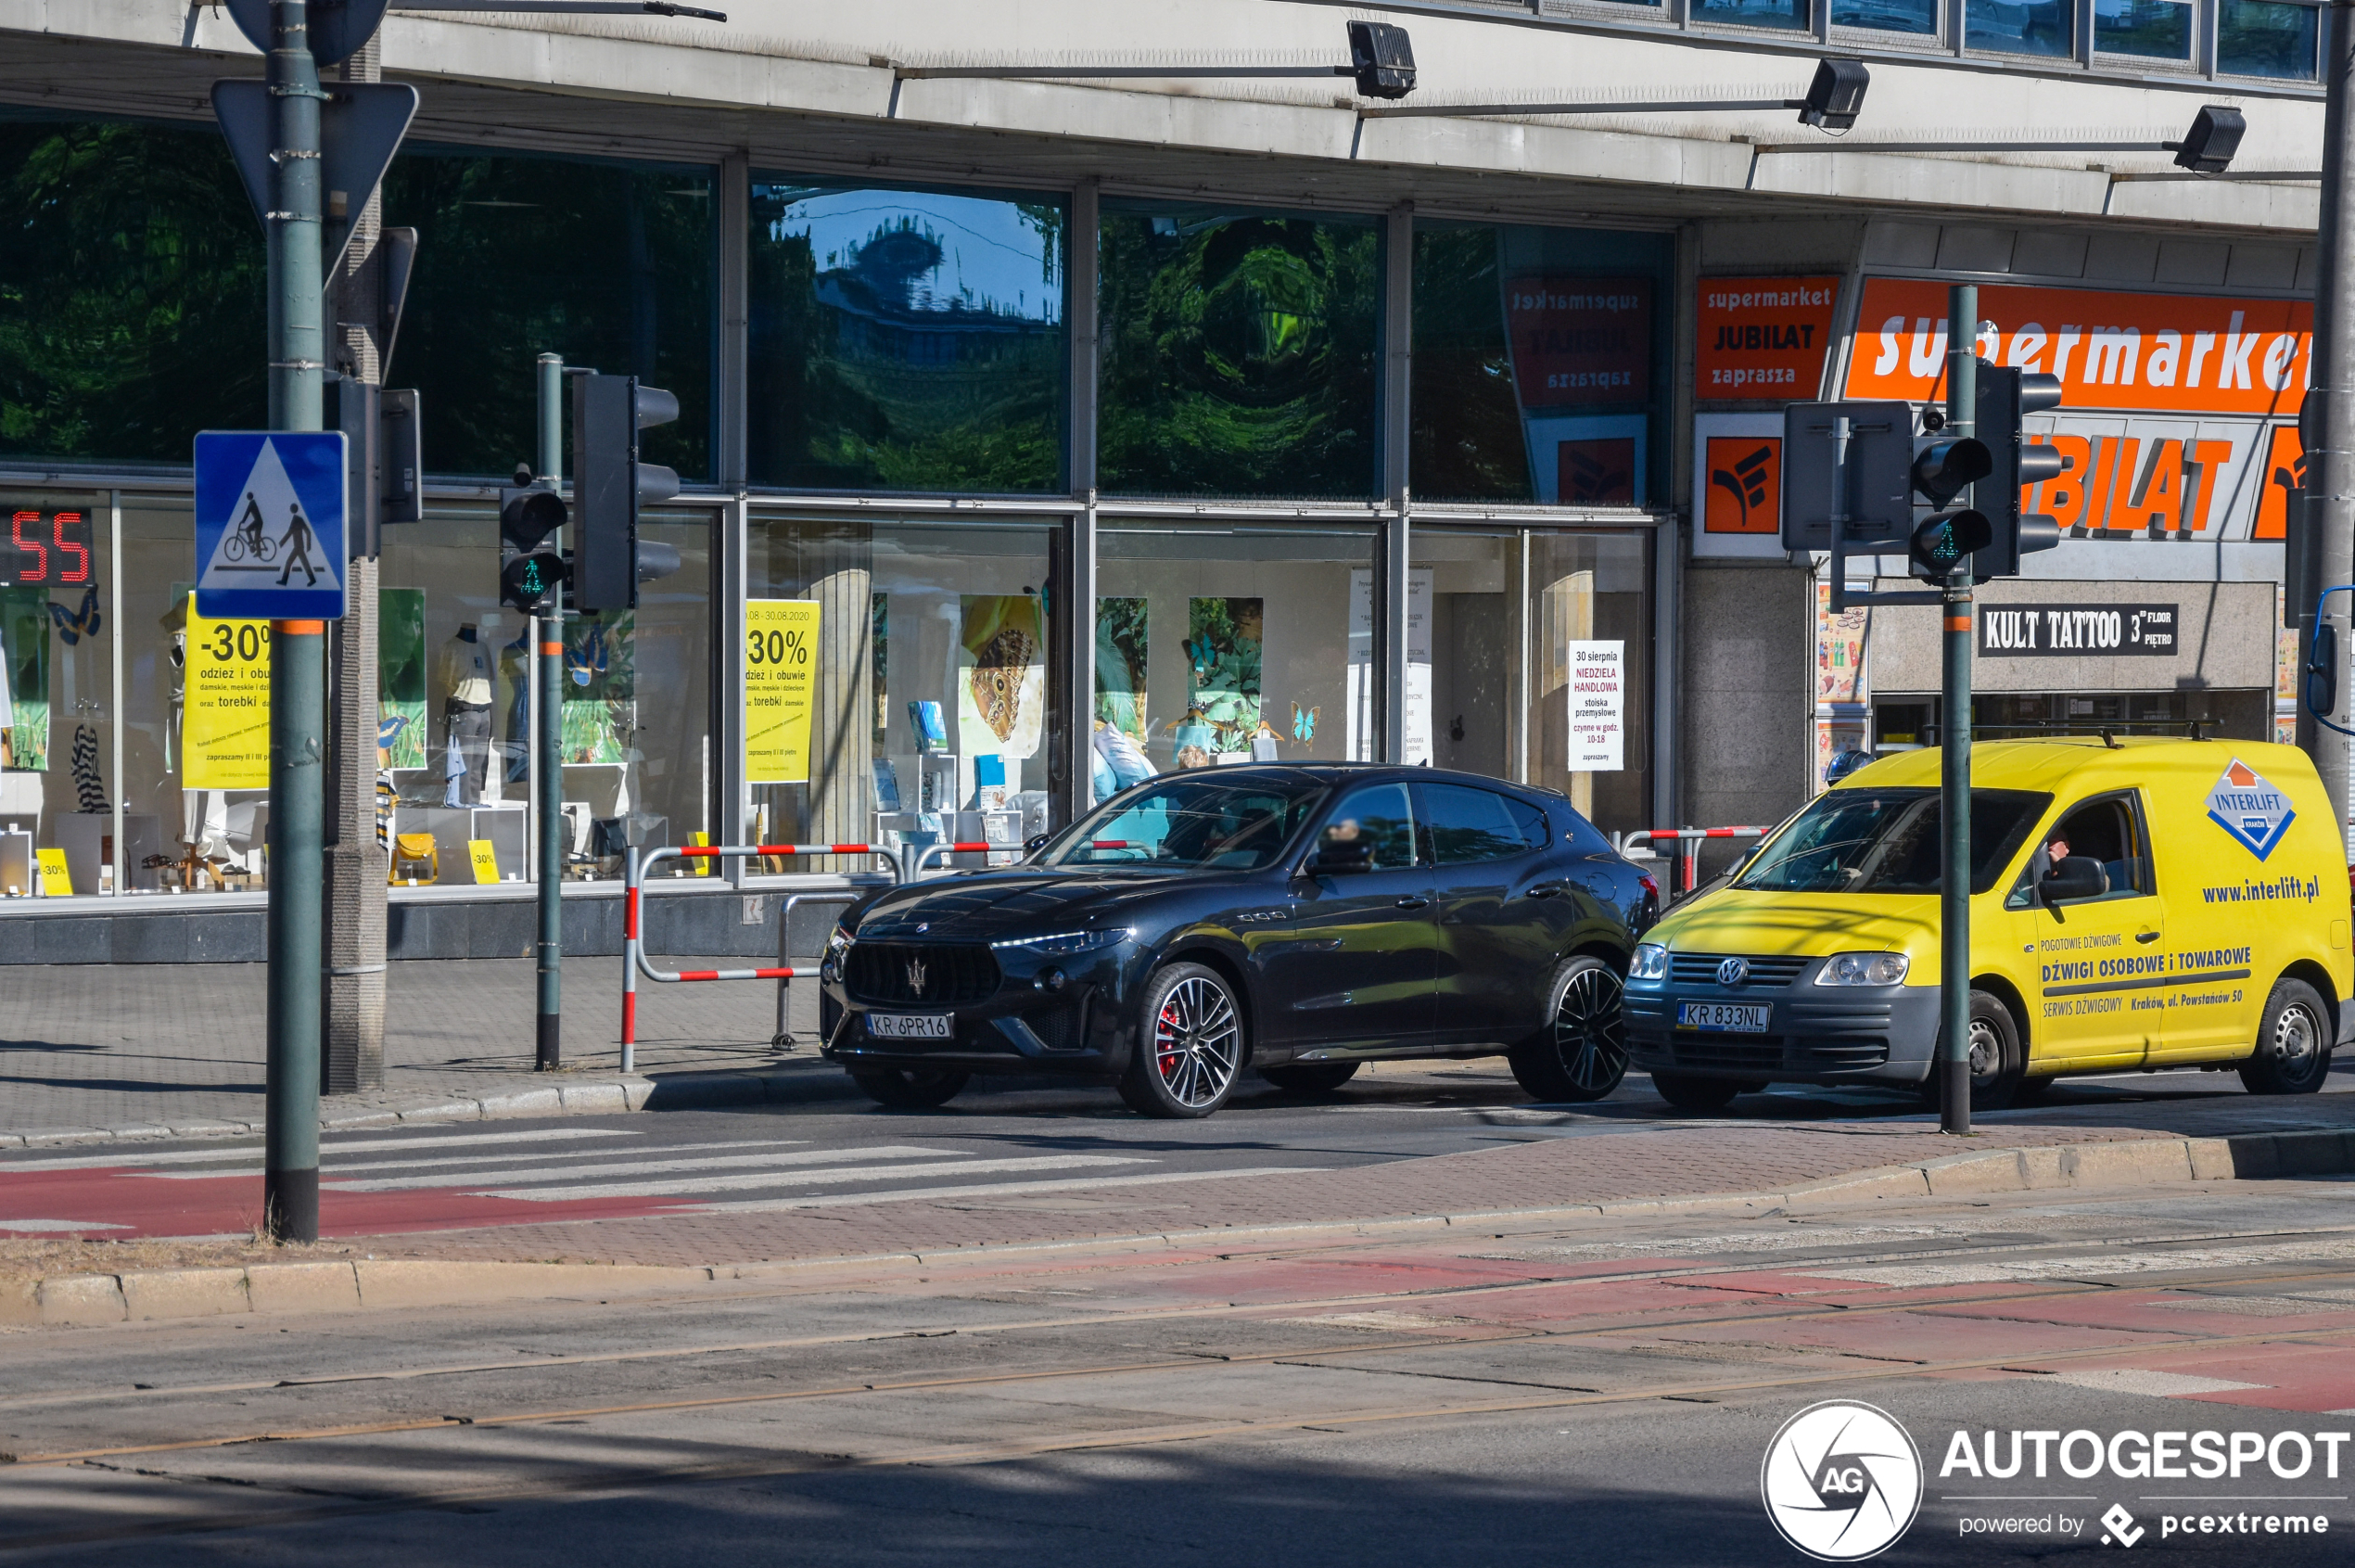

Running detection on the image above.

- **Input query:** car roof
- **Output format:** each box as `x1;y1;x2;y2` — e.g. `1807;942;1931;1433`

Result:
1837;737;2314;796
1137;761;1566;801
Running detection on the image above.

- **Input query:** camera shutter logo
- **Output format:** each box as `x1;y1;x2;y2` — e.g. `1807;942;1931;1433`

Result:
1760;1401;1923;1561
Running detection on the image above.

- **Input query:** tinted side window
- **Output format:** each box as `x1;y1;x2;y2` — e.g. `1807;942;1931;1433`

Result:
1325;784;1418;870
1422;784;1531;865
1505;797;1551;851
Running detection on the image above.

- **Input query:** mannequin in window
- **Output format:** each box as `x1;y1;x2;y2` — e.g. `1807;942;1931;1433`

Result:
439;618;497;806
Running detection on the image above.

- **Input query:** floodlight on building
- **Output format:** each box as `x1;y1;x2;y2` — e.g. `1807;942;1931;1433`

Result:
886;21;1417;99
1357;57;1866;128
1751;101;2249;172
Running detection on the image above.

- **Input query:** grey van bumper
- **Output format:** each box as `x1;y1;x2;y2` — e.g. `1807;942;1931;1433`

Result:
1624;979;1941;1084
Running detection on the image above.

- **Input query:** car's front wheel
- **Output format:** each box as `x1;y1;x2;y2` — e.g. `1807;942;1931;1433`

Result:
850;1065;969;1109
2241;978;2333;1095
1508;956;1627;1103
1119;962;1244;1118
1917;989;2025;1112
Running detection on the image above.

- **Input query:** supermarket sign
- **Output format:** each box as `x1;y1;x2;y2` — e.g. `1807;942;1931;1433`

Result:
1842;277;2310;417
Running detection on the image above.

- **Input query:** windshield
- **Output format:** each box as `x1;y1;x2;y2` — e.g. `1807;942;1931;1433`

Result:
1734;787;2050;897
1044;776;1327;871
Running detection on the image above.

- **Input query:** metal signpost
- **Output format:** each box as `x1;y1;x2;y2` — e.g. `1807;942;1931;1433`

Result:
1937;285;1979;1136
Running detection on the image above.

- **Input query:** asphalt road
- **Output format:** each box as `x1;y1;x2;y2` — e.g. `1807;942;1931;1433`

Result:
6;1058;2351;1243
5;1176;2352;1565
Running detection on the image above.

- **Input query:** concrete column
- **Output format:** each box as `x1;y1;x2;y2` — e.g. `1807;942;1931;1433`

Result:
805;522;873;873
322;35;387;1095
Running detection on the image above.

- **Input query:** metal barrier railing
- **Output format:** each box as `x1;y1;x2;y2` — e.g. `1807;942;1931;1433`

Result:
772;892;860;1051
621;842;899;1068
1617;825;1769;901
909;838;1135;877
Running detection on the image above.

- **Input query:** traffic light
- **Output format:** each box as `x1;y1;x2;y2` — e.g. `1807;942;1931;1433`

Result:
499;465;568;613
1346;20;1416;99
573;375;681;612
1971;363;2065;580
1908;506;1992;578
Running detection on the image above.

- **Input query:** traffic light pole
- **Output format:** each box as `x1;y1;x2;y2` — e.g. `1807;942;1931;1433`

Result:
264;0;326;1241
536;351;565;1070
2301;0;2355;838
1939;284;1977;1137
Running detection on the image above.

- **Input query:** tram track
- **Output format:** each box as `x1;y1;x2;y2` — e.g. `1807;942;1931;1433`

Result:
3;1219;2349;1419
8;1252;2354;1471
7;1299;2355;1554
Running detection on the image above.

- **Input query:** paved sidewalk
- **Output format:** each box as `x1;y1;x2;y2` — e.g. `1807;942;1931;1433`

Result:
1;956;825;1141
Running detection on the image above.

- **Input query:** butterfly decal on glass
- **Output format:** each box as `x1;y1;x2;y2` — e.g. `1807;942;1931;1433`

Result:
48;585;100;645
1183;635;1220;682
1291;703;1318;746
568;624;609;687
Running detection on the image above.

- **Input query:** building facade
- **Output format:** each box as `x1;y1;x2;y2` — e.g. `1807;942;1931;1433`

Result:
0;0;2324;951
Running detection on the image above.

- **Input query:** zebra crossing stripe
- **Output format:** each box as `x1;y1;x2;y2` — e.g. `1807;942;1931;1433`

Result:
323;1144;960;1193
484;1154;1152;1203
695;1165;1314;1212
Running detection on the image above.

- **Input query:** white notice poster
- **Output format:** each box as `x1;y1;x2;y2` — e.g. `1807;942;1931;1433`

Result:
1566;640;1625;771
1345;568;1433;764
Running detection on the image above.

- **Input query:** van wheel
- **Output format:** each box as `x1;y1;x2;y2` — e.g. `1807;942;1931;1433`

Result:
1260;1062;1360;1094
851;1066;969;1109
1919;990;2024;1112
1649;1071;1741;1113
2240;979;2333;1095
1508;957;1628;1103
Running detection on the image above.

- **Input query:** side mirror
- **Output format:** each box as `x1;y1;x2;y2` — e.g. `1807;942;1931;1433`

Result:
1309;834;1375;876
2040;855;2107;905
1023;833;1051;855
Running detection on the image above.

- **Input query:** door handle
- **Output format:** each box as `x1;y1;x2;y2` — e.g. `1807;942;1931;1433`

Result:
1526;883;1562;899
1394;896;1430;911
2135;929;2162;943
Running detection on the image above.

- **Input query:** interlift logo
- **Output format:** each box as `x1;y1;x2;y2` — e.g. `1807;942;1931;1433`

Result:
2205;758;2296;860
1761;1401;1924;1561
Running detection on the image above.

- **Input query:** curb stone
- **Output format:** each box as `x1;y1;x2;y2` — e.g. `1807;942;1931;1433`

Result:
11;1126;2349;1330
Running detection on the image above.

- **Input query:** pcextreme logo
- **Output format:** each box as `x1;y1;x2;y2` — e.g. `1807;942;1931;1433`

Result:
1762;1401;1925;1561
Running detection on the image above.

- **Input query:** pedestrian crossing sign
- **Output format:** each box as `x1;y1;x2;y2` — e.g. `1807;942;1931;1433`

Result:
193;430;348;620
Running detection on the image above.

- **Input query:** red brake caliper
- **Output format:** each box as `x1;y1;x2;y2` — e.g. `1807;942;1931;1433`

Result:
1158;1001;1184;1080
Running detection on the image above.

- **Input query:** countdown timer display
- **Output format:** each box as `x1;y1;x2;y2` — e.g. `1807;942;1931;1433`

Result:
3;509;94;587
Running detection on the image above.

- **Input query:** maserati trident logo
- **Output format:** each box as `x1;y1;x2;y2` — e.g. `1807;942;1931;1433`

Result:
1717;956;1750;987
906;955;928;997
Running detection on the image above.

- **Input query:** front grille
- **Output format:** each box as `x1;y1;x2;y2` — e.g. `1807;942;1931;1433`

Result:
845;942;999;1006
1669;952;1809;988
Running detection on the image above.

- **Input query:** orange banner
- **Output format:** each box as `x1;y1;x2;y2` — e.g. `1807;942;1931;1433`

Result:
1697;276;1839;402
1843;277;2311;418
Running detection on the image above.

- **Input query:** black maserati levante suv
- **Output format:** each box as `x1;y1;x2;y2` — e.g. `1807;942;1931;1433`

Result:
818;763;1659;1118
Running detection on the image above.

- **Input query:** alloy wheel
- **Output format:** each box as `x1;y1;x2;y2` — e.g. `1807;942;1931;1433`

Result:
1553;964;1628;1094
1153;975;1241;1110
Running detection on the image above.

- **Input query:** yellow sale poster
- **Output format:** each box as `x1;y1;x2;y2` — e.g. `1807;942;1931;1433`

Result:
745;599;819;785
183;607;272;790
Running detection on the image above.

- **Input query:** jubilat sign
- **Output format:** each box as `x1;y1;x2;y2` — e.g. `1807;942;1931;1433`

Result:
1504;277;1651;409
1979;603;2178;657
1843;278;2310;418
1696;277;1839;401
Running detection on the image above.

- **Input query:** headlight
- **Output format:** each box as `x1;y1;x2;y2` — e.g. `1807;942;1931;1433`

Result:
990;928;1133;956
1629;943;1670;981
1814;951;1910;987
824;925;854;961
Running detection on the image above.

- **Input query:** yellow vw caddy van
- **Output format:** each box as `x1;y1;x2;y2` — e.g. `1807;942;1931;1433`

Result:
1623;739;2349;1111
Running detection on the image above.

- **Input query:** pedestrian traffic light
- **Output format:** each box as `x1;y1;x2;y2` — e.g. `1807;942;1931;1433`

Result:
1971;363;2066;580
573;375;681;612
499;467;567;613
1908;506;1992;579
1909;435;1992;508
